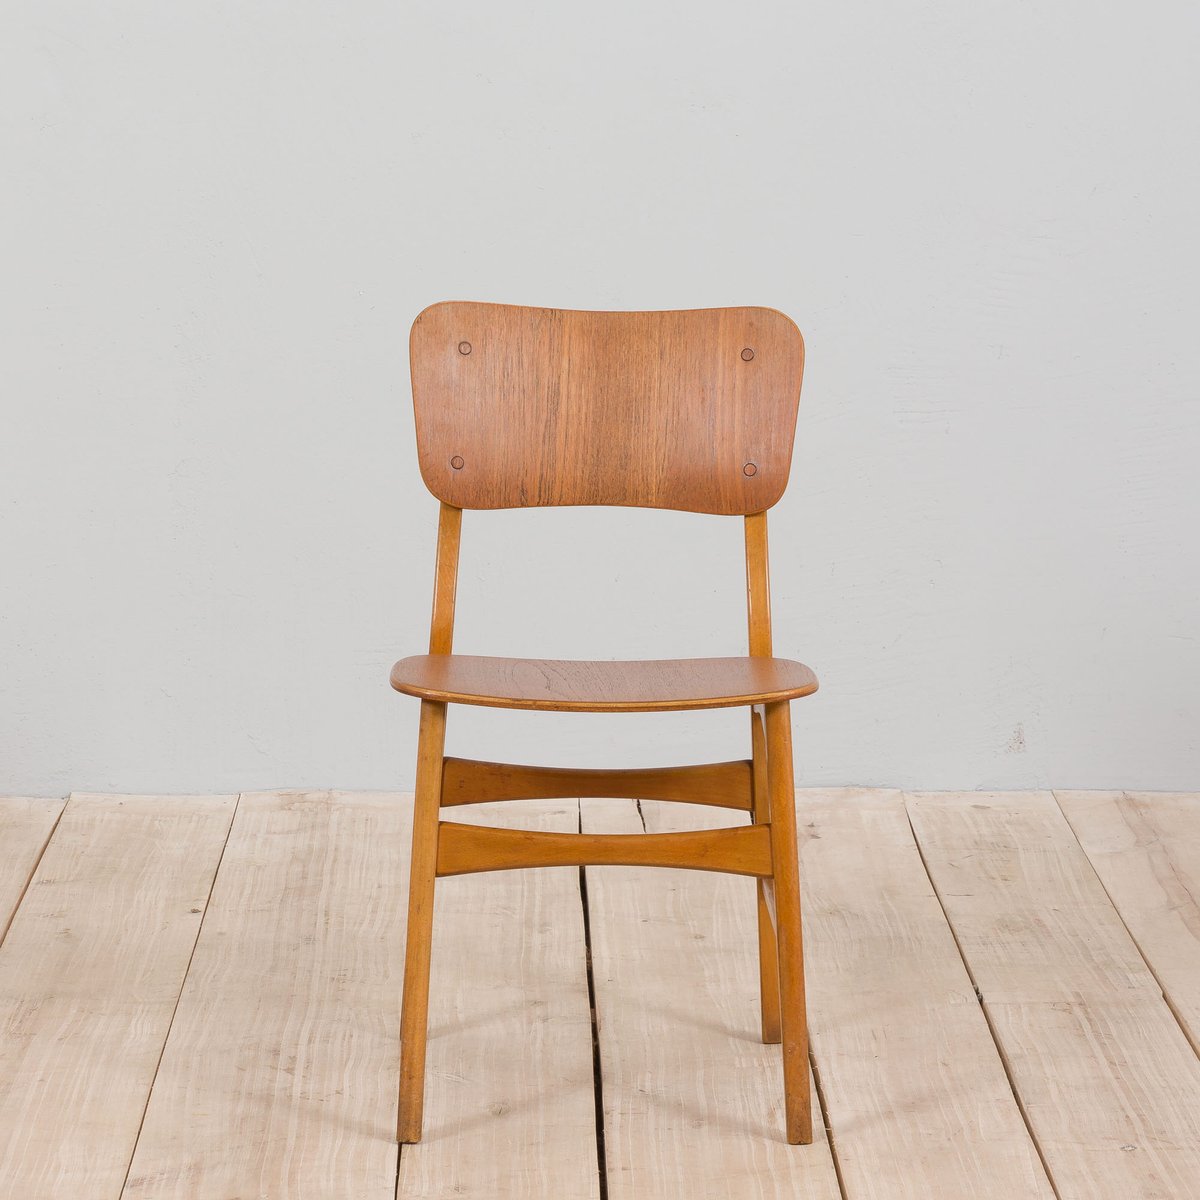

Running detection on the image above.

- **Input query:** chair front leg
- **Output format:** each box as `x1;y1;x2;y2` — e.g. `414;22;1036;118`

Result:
397;699;448;1144
763;699;813;1145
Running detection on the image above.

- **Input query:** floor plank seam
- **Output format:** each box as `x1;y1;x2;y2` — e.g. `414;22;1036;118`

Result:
901;795;1065;1200
808;1048;849;1200
115;790;243;1200
578;801;610;1200
1052;789;1200;1062
0;796;67;953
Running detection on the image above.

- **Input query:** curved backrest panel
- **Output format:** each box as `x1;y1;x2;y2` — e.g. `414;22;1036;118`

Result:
409;302;805;514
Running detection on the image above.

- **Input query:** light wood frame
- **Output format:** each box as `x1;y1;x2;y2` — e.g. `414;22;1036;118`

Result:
395;503;813;1146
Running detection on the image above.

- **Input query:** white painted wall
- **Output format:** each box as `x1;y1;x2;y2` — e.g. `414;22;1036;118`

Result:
2;2;1197;796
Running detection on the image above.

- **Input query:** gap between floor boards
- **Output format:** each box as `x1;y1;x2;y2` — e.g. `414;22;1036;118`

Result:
902;801;1064;1200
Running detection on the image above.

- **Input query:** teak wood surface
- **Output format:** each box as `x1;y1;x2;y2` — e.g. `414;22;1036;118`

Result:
440;756;755;809
435;820;773;878
394;302;817;1146
410;302;804;514
390;653;817;712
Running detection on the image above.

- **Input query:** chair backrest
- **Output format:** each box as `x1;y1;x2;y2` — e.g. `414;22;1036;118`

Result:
409;302;805;515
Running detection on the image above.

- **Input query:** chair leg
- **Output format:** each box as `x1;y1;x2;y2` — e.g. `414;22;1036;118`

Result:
397;700;448;1144
755;881;782;1043
751;708;781;1044
763;700;812;1145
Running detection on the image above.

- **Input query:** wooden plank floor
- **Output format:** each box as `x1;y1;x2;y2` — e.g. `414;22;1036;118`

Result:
0;789;1198;1198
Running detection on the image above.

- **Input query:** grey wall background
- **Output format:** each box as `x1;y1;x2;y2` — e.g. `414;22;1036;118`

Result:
2;2;1197;796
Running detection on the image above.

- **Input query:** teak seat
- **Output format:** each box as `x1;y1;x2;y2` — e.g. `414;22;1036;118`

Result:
390;654;818;712
392;301;818;1146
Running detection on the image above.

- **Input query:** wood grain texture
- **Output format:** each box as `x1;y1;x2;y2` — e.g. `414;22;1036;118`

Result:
799;790;1055;1199
0;796;63;945
428;502;461;655
397;800;599;1199
905;792;1159;1004
410;302;805;514
744;512;773;657
396;496;459;1139
398;702;449;1142
6;789;1200;1198
436;820;772;878
1056;790;1200;1052
122;791;408;1200
986;998;1200;1200
745;530;782;1045
909;791;1200;1200
762;700;811;1143
391;654;818;712
440;757;753;809
0;792;236;1200
749;707;781;1045
581;798;841;1199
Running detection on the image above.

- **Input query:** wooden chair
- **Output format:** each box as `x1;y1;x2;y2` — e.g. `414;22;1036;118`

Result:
391;301;818;1145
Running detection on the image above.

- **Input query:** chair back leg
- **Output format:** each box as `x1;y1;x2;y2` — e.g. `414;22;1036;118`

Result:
751;709;782;1043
